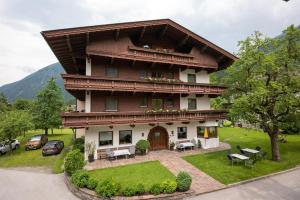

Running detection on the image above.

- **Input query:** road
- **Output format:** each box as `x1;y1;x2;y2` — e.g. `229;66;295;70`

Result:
186;167;300;200
0;168;78;200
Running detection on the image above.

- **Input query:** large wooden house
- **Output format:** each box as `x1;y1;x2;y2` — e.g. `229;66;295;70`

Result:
42;19;237;159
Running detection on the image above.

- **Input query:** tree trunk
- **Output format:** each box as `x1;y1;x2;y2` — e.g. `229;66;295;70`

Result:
45;128;48;135
269;131;280;161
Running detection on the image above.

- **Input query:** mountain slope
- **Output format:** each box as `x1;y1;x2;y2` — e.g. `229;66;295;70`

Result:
0;63;73;102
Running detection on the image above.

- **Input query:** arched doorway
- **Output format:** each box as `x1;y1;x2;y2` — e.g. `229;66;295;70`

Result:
148;126;169;150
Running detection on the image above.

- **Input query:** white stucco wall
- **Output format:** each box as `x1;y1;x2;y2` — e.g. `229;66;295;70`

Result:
84;121;218;160
179;68;210;83
180;94;211;110
85;91;91;112
76;99;85;112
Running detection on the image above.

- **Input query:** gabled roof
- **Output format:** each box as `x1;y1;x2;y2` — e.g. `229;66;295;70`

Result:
41;19;237;73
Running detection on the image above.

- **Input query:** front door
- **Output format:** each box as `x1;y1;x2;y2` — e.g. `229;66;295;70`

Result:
148;126;169;150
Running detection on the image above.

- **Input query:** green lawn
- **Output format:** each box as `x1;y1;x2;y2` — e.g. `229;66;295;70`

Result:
88;161;175;190
0;129;73;173
184;127;300;185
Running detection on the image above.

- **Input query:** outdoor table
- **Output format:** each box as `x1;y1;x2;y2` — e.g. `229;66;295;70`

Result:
177;142;194;151
113;149;130;159
242;148;260;159
230;153;249;165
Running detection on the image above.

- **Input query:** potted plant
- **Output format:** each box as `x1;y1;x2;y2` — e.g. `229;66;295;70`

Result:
169;142;175;151
85;141;96;162
136;140;150;155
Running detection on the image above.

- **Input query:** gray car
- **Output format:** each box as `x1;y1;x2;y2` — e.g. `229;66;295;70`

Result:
0;143;10;155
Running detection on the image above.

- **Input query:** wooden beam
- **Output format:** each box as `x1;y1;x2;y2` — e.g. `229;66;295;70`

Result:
115;29;120;40
138;26;146;42
159;25;168;39
66;35;77;64
86;32;90;44
178;35;189;47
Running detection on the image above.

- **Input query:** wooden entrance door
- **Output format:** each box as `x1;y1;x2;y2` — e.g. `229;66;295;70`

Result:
148;126;169;150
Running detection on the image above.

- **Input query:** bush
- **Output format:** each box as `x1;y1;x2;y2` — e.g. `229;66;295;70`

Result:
122;186;137;197
65;149;85;175
223;120;232;127
176;171;192;192
136;183;145;195
73;137;85;152
87;177;98;190
149;183;162;195
71;170;90;188
95;179;119;198
161;180;177;194
136;140;150;154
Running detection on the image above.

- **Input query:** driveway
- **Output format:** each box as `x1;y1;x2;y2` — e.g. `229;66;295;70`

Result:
0;168;78;200
186;167;300;200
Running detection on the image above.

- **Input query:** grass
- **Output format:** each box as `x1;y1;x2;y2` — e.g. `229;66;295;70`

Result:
183;127;300;185
88;161;175;190
0;129;74;173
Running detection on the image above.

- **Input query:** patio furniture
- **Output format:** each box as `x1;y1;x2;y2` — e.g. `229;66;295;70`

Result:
245;159;256;168
176;142;194;151
242;148;260;159
113;149;131;159
230;153;249;165
227;154;239;166
255;146;261;151
106;149;115;160
129;146;136;158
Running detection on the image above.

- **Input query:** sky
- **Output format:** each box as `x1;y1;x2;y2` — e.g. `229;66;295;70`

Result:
0;0;299;86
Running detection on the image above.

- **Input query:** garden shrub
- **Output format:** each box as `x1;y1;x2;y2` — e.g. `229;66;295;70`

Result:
71;170;90;188
223;120;232;127
65;149;85;175
122;186;137;197
73;137;85;152
95;179;119;198
176;171;192;192
136;183;145;195
149;183;162;195
87;177;98;190
161;180;177;194
136;140;150;154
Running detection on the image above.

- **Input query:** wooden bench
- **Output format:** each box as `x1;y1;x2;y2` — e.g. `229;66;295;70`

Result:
97;146;135;160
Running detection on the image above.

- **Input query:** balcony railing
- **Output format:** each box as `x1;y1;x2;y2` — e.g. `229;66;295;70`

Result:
61;110;227;128
87;46;218;70
62;74;226;95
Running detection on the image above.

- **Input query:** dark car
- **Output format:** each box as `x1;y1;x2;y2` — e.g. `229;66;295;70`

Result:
25;134;48;150
42;140;64;156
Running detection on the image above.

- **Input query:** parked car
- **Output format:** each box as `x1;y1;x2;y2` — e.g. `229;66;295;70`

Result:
0;142;10;155
25;134;48;150
10;139;20;150
42;140;64;156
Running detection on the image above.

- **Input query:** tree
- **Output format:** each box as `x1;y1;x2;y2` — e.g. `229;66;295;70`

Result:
0;110;33;146
32;78;64;135
0;92;10;113
13;99;33;111
222;26;300;161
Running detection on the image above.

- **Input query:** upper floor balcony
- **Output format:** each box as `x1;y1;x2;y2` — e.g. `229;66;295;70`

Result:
61;109;227;128
62;74;226;95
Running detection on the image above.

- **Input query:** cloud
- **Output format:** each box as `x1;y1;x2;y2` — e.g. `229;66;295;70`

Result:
0;0;299;86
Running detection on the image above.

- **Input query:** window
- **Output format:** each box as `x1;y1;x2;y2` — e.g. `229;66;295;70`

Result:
105;66;118;78
119;130;132;144
166;98;174;107
197;127;218;138
188;98;197;110
177;127;187;139
151;71;163;78
152;98;163;110
166;72;174;79
187;74;196;83
105;96;118;111
99;131;113;146
139;70;148;79
139;97;148;107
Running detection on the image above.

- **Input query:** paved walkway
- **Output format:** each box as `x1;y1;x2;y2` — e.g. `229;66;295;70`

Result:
186;167;300;200
85;142;230;194
0;168;78;200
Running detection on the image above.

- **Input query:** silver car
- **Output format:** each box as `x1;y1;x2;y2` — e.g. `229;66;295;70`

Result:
0;143;10;155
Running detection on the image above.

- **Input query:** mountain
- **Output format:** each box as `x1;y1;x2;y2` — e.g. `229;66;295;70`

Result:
0;63;74;102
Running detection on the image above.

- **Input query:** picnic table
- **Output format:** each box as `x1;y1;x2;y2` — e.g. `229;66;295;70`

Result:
230;153;249;165
242;148;260;159
177;142;194;151
112;149;130;159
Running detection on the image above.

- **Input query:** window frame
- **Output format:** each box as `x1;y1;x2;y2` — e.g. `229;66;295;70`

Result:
188;98;197;110
119;130;132;145
105;96;118;111
187;74;196;83
177;127;187;139
105;66;118;78
139;97;148;108
197;126;218;138
99;131;113;146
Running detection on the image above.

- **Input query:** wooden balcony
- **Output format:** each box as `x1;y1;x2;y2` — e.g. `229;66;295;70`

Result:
61;110;227;128
62;74;226;95
87;46;218;70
